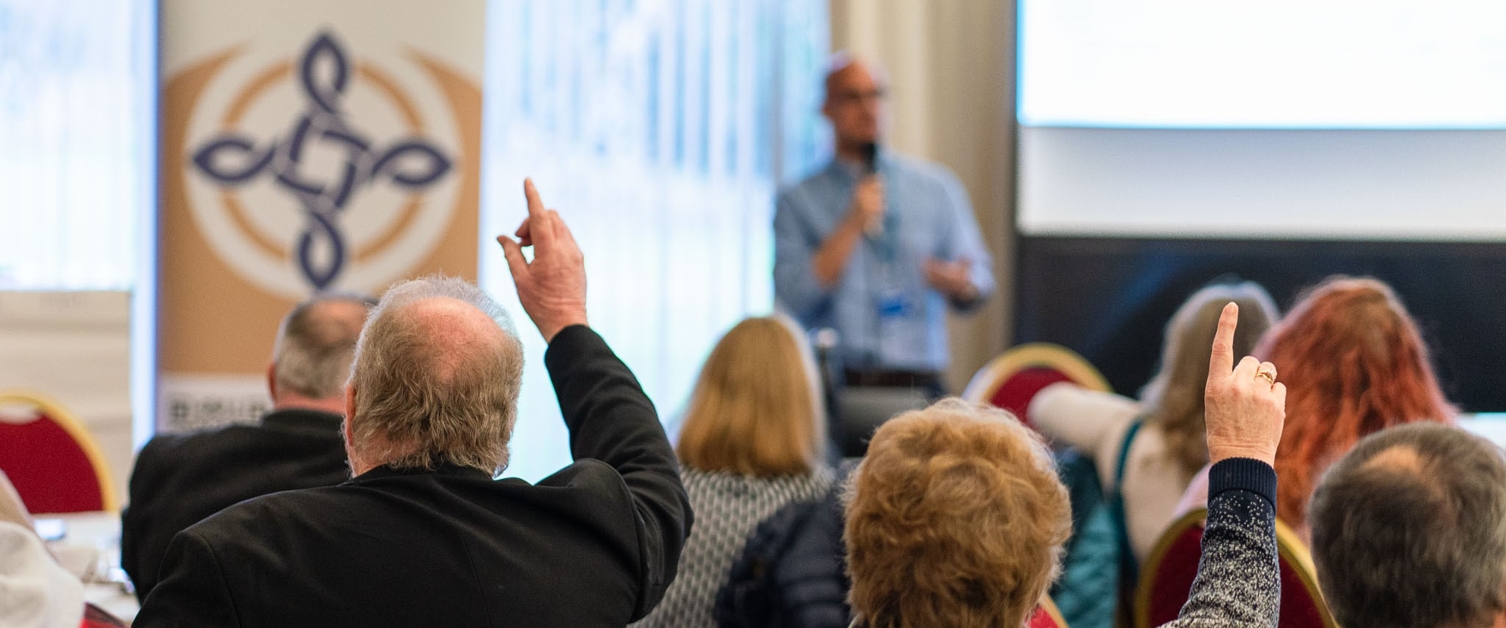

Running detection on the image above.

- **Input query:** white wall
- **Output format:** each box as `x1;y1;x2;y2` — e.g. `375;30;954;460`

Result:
0;291;134;505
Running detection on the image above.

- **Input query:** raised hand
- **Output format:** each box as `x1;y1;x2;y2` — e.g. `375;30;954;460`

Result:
1204;302;1286;466
497;179;589;343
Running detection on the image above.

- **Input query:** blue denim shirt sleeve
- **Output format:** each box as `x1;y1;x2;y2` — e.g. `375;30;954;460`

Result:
934;166;995;311
773;184;831;319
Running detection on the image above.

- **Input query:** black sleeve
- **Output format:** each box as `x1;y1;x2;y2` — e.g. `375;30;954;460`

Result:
132;530;240;628
545;324;693;620
1160;458;1280;628
120;437;169;601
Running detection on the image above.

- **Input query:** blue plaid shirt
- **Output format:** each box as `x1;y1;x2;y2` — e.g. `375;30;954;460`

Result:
774;152;994;372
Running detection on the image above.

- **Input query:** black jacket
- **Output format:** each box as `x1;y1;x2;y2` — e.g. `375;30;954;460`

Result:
133;326;693;628
121;407;350;600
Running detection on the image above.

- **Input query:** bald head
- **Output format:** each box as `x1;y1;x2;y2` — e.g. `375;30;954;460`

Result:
346;277;524;475
822;53;887;157
272;295;371;404
1310;423;1506;628
402;297;511;384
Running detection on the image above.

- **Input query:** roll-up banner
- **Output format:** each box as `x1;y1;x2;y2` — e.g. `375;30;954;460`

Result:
158;0;484;430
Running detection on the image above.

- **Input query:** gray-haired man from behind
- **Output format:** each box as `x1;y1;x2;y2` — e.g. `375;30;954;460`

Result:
122;294;370;600
133;179;692;628
1309;423;1506;628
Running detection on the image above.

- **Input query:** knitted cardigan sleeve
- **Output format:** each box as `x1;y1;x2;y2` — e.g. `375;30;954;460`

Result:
1158;458;1280;628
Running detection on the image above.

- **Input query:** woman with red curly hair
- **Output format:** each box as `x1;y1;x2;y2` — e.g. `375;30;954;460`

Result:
1262;276;1455;528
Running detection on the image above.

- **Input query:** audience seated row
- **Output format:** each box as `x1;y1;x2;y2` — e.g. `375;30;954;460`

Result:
120;182;1278;627
128;180;693;627
1028;281;1277;628
1135;417;1506;628
1029;275;1464;627
842;302;1286;628
10;178;1502;628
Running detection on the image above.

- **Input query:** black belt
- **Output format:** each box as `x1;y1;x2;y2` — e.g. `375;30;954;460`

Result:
843;369;941;390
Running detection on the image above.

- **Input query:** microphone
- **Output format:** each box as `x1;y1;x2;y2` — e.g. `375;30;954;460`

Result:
860;142;882;237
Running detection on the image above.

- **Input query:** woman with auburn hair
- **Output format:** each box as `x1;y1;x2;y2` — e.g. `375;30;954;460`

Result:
633;315;833;628
1029;281;1278;562
1262;276;1454;527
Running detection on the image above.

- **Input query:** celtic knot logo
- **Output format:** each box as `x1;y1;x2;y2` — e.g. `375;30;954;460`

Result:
191;32;452;290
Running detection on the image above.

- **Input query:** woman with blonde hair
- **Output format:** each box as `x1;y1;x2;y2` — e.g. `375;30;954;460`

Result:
1029;281;1279;562
633;315;833;628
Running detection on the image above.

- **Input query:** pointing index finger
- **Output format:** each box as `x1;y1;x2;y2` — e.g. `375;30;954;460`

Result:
1208;302;1238;380
522;178;554;247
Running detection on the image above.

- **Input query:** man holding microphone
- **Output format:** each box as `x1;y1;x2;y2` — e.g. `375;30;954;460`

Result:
774;54;994;406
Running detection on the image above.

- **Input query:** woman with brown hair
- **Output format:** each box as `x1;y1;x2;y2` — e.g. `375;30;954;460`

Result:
1028;281;1279;562
632;315;833;628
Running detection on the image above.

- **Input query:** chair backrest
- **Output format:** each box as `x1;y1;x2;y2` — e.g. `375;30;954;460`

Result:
962;343;1112;424
1135;509;1339;628
0;390;118;514
83;603;130;628
1029;596;1070;628
836;386;930;457
1274;518;1340;628
1135;509;1206;628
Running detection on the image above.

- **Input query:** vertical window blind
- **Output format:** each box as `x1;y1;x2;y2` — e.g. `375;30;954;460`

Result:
0;0;154;290
482;0;829;480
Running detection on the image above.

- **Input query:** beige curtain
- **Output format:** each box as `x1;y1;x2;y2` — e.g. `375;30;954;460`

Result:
829;0;1018;393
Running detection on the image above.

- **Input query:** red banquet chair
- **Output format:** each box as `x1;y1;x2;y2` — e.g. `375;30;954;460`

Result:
1029;596;1070;628
962;343;1112;425
0;390;119;514
1135;509;1338;628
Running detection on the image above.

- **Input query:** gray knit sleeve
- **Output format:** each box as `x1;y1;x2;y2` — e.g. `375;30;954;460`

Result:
1158;458;1280;628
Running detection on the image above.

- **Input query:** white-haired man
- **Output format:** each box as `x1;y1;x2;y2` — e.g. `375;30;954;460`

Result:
135;181;692;628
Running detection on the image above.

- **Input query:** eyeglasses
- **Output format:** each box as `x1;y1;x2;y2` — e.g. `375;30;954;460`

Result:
832;88;887;106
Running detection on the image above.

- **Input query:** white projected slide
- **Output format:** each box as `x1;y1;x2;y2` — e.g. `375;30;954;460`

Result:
1017;1;1506;240
1017;127;1506;240
1020;1;1506;129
